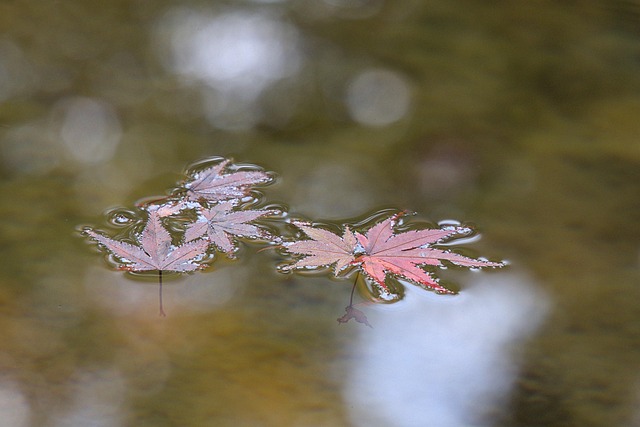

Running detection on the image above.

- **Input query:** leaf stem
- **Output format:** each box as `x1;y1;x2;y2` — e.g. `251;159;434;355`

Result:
159;270;166;317
349;271;360;307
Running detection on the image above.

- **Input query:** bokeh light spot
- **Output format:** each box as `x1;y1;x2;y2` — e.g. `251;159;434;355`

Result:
55;97;122;165
346;68;411;127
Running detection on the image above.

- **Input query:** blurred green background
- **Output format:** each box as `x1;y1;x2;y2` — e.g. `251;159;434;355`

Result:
0;1;639;426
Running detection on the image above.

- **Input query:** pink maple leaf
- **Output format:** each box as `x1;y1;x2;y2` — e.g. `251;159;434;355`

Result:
184;201;277;255
84;210;208;272
84;209;208;316
282;213;504;294
282;222;358;274
184;159;272;203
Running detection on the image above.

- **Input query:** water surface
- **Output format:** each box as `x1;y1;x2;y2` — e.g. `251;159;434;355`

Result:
0;1;639;426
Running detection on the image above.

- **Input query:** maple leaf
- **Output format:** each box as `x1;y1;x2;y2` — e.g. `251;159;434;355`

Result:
282;213;504;294
84;209;208;272
184;201;276;255
84;209;209;315
282;222;358;274
184;159;272;203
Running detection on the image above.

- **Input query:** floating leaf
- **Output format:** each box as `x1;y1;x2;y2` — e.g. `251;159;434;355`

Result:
282;222;358;274
81;155;506;323
84;209;209;315
282;212;504;294
184;159;272;203
184;201;277;255
84;210;207;272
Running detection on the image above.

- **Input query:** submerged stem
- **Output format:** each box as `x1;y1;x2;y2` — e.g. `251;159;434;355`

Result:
349;271;360;307
159;270;166;317
337;271;372;327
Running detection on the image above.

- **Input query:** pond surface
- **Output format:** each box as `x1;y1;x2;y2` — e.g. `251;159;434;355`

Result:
1;1;639;426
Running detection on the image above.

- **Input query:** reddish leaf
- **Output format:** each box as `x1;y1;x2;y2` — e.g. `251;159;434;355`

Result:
184;202;276;255
282;213;504;294
84;209;208;272
184;159;272;203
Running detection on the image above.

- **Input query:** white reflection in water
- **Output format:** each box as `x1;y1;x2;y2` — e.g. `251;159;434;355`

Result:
1;97;121;177
85;265;244;316
160;8;302;130
344;273;549;427
54;97;122;165
84;267;149;317
0;379;30;427
49;369;127;427
346;68;411;127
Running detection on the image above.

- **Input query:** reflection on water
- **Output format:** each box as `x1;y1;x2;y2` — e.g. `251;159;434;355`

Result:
55;97;122;165
0;379;30;427
346;273;549;426
158;7;302;130
290;162;375;218
346;68;411;127
85;266;244;317
49;369;127;427
0;0;638;426
1;96;122;172
1;121;61;176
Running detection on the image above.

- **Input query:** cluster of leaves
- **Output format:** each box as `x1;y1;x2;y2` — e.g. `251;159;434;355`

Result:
83;157;504;323
83;158;278;316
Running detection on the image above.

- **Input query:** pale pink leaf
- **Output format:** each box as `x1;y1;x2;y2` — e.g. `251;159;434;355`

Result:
161;239;209;271
184;201;275;255
184;220;208;243
84;229;155;270
185;159;272;203
84;210;208;273
139;210;172;262
283;222;358;275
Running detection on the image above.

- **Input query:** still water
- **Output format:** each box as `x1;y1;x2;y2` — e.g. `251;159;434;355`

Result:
1;1;639;426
